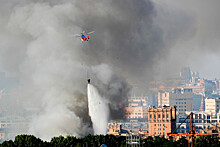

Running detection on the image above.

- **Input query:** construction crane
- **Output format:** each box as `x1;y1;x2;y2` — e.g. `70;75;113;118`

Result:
167;112;220;147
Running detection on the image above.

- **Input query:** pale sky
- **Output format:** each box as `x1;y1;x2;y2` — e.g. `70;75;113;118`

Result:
153;0;220;79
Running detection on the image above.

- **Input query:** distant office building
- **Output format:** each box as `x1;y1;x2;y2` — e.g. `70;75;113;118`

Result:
192;94;203;111
107;124;122;136
218;80;220;90
126;133;141;146
108;120;148;134
181;84;205;95
205;98;220;115
0;116;29;140
128;96;148;107
180;67;192;84
191;72;200;84
204;80;217;94
148;92;158;107
200;95;205;111
158;88;193;117
148;106;176;136
212;80;219;90
124;106;148;120
177;111;213;134
158;91;170;107
124;96;148;121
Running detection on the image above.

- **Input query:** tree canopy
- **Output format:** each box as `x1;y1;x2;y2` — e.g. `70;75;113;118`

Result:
0;134;219;147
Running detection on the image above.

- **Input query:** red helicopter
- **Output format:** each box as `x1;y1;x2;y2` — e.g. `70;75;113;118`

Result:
72;31;95;42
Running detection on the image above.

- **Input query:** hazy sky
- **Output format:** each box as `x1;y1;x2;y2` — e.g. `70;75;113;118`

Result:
153;0;220;79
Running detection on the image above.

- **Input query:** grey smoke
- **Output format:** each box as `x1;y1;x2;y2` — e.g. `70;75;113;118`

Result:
0;0;161;139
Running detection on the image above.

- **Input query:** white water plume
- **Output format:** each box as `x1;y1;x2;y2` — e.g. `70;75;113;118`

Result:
87;83;109;135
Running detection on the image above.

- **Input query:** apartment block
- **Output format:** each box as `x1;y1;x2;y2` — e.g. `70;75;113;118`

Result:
107;123;122;136
158;88;193;117
124;106;148;119
148;106;176;136
205;97;220;115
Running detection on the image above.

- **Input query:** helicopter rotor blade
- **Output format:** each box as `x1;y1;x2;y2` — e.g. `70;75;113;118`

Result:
71;34;81;37
87;31;95;35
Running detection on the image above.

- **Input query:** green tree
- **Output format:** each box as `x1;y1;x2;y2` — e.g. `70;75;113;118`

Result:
196;135;220;147
65;136;79;147
153;136;169;147
14;134;47;147
50;135;79;147
142;136;154;147
104;135;117;147
117;136;126;147
95;135;105;146
174;137;188;147
0;140;15;147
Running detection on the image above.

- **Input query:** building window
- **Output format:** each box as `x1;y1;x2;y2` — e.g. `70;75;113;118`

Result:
150;114;152;118
195;114;198;119
158;114;161;118
163;114;165;118
154;115;156;119
167;114;169;118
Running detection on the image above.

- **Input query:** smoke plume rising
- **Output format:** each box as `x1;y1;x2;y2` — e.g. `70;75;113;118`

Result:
0;0;158;139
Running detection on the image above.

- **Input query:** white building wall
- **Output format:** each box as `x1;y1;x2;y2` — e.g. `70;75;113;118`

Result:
205;98;217;115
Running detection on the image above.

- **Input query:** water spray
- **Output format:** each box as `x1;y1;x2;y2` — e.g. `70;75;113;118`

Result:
87;81;109;135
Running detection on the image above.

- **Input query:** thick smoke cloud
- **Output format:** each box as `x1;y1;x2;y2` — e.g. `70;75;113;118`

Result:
0;0;166;140
90;64;130;119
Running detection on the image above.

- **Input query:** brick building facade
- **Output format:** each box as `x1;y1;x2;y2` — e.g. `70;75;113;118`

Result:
148;106;176;136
